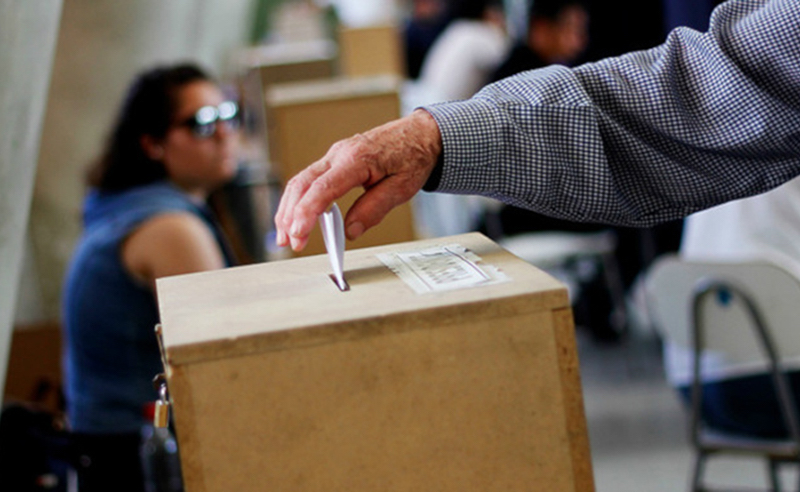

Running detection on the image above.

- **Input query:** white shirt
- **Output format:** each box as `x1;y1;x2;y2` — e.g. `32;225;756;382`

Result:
413;19;508;237
419;20;508;103
664;177;800;386
681;178;800;278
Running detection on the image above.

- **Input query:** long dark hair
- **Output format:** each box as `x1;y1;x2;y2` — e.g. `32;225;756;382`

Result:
447;0;503;20
87;63;211;191
529;0;586;22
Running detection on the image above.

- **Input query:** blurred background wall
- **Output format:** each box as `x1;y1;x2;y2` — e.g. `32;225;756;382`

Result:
14;0;259;325
0;0;64;397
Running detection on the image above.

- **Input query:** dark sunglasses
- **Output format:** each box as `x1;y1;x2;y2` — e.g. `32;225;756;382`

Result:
176;101;240;138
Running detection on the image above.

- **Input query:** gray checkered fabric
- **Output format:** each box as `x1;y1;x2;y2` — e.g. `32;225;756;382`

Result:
423;0;800;227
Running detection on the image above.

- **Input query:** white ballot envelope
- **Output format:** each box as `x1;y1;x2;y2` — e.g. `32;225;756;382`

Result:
319;203;348;291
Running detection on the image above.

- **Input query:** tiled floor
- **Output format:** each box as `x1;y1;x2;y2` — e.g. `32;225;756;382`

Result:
579;328;798;492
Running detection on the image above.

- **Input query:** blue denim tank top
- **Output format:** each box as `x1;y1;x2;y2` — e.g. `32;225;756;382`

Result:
62;181;235;433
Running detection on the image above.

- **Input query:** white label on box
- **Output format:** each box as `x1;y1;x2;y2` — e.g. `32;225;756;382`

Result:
377;244;509;294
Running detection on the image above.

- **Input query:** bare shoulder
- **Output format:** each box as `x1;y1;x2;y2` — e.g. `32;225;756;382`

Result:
122;212;226;286
134;212;215;241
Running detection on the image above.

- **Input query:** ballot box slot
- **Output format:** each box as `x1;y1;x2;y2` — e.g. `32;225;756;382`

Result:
329;273;350;291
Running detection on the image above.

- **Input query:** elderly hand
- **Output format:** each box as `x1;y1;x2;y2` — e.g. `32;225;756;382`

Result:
275;109;443;251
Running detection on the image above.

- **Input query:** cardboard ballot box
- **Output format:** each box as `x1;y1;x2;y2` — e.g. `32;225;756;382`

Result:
155;232;594;492
236;40;337;88
338;25;404;78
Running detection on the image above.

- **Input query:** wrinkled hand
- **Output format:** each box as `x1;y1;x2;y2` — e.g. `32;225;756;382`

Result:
275;109;443;251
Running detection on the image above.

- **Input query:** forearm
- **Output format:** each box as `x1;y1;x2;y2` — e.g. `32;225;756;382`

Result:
424;0;800;227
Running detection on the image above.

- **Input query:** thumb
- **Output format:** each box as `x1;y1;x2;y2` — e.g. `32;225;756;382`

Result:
344;176;419;240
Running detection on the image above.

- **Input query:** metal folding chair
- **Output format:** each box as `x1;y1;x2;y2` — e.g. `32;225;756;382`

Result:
647;256;800;491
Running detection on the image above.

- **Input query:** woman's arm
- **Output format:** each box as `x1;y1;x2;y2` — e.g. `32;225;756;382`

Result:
121;212;225;289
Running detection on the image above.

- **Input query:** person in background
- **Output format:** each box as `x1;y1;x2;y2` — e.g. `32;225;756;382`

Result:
411;0;509;238
491;0;588;83
478;0;625;340
403;0;451;79
612;0;729;328
484;0;591;238
418;0;508;102
664;176;800;437
62;63;240;491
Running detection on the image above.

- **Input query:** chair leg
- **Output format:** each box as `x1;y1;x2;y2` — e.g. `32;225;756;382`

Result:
796;459;800;492
600;252;628;336
768;458;782;492
691;452;708;492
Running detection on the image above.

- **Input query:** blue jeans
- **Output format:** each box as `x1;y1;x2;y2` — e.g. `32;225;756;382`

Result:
678;371;800;439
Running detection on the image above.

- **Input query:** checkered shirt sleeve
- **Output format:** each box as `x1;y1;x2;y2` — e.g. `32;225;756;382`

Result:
423;0;800;227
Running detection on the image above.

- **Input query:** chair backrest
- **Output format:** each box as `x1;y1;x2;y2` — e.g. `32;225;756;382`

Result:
647;255;800;371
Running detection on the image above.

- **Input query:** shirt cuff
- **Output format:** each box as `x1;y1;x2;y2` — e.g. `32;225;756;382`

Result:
421;98;505;194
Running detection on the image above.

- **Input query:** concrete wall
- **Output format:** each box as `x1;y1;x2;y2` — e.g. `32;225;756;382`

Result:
19;0;256;324
0;0;64;396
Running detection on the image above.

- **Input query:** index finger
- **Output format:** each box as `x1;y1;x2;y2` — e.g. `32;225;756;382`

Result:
274;160;325;248
277;147;371;250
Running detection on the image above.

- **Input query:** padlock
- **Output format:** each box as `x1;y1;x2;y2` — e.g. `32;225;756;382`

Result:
154;398;170;428
153;374;170;428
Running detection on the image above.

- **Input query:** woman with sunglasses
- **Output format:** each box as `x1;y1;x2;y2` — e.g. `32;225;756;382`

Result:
62;63;240;492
